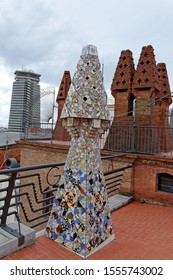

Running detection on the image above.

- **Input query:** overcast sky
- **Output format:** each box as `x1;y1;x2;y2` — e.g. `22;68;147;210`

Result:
0;0;173;126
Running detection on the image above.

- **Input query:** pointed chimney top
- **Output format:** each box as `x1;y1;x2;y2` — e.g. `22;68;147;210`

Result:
111;49;135;91
132;45;159;90
56;71;71;101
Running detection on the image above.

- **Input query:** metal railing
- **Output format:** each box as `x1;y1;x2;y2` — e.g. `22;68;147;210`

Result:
0;155;132;245
6;123;173;155
105;125;173;155
23;122;55;140
23;124;109;149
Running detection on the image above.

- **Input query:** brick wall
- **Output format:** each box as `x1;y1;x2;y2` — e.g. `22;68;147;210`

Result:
19;141;68;167
0;146;20;169
17;141;69;230
3;140;173;233
16;141;133;231
133;155;173;205
103;151;173;206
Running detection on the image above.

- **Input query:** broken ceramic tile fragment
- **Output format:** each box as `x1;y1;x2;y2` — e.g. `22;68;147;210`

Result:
46;45;115;258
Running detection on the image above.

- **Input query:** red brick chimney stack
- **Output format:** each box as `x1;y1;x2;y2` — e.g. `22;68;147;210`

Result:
106;45;172;153
52;71;71;141
111;49;135;124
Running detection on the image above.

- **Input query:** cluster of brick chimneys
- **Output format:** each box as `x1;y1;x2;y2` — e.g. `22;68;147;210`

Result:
53;45;172;152
111;45;171;126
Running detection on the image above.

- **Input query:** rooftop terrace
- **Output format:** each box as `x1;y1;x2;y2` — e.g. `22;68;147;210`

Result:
2;201;173;260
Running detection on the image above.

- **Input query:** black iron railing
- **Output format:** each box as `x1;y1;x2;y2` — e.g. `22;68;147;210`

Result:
104;165;132;195
105;125;173;155
0;155;132;246
23;122;54;140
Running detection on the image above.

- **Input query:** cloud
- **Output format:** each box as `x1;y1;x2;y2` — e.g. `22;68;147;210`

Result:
0;59;13;126
0;0;173;127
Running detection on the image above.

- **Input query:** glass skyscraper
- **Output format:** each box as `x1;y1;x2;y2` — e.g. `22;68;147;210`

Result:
8;70;41;133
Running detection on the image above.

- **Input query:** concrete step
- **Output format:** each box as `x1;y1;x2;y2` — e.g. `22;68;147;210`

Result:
109;194;133;212
0;221;35;258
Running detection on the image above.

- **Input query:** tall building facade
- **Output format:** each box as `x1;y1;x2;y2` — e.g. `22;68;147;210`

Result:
8;70;41;133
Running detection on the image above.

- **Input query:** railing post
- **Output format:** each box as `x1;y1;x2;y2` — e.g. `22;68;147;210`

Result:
1;171;25;246
1;173;16;226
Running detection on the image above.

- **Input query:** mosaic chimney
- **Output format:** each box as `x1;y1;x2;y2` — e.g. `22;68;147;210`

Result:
46;45;115;258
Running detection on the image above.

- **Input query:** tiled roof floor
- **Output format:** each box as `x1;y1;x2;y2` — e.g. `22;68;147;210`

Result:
2;201;173;260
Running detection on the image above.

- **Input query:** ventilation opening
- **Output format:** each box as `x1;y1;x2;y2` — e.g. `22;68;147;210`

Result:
158;173;173;193
128;93;136;116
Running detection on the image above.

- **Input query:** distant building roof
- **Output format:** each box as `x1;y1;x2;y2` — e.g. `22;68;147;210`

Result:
0;131;21;147
14;70;41;80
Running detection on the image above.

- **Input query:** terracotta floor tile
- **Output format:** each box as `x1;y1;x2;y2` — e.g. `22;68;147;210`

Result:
2;201;173;260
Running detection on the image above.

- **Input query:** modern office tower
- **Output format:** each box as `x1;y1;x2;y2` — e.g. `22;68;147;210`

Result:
8;70;41;133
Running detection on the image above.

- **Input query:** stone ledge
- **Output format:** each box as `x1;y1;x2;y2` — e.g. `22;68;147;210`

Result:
0;221;35;258
109;194;133;212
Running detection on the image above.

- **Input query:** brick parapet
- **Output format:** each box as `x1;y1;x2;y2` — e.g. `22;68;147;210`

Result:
4;141;173;230
0;145;20;169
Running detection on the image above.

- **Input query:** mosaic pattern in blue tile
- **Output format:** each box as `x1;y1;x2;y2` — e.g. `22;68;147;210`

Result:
45;45;115;258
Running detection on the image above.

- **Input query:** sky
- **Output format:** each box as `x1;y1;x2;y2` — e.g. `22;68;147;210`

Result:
0;0;173;127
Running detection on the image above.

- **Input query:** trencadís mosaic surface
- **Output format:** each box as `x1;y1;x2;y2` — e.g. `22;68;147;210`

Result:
61;44;111;121
45;45;115;258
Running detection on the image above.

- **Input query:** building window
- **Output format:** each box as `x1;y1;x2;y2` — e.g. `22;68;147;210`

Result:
158;173;173;193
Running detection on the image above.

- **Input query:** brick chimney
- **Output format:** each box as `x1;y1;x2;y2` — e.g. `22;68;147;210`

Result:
52;71;71;141
105;45;172;153
111;49;135;124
